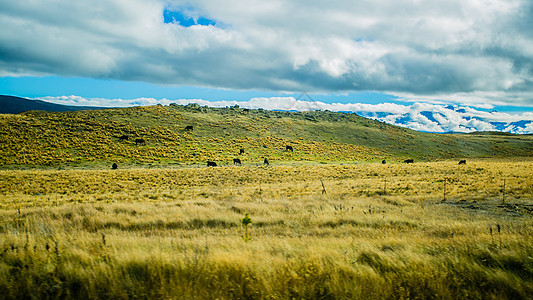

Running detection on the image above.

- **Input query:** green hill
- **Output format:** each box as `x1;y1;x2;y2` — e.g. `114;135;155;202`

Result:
0;103;531;168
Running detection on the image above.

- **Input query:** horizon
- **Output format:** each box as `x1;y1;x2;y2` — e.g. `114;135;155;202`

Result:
3;91;532;134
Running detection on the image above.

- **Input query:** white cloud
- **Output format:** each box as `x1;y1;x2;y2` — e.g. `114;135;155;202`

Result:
1;0;533;107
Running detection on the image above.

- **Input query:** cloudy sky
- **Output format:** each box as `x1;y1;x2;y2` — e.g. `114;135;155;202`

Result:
1;0;532;131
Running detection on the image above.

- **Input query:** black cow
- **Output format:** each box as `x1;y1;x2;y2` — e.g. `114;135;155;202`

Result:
239;148;245;155
458;159;466;165
233;158;242;165
112;163;118;170
382;159;386;164
264;158;269;166
207;161;217;167
119;135;129;141
185;125;194;131
286;145;293;152
135;138;145;145
404;159;414;164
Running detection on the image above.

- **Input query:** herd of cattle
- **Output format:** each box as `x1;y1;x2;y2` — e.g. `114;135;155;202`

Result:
112;127;467;169
208;148;269;167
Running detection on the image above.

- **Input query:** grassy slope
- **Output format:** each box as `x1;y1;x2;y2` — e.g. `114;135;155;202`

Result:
0;103;531;168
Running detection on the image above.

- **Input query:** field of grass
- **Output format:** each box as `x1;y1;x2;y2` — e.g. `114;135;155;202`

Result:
1;159;532;299
1;104;532;168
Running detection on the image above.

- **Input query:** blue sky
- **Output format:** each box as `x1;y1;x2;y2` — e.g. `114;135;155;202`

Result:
163;8;216;27
0;76;400;105
2;76;530;115
0;0;532;132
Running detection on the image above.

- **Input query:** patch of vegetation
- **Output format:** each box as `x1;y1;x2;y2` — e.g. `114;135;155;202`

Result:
0;104;531;168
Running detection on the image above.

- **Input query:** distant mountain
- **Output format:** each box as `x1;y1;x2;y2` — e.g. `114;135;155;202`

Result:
354;105;533;134
0;95;108;114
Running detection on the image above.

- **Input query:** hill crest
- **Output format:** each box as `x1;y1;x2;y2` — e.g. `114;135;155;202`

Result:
0;103;531;168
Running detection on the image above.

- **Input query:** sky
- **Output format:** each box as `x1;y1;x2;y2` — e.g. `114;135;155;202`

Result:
1;0;532;132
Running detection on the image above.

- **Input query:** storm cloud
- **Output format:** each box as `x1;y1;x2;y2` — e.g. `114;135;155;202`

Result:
1;0;532;106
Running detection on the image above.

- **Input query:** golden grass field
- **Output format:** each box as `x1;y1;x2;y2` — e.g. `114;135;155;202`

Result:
1;158;532;299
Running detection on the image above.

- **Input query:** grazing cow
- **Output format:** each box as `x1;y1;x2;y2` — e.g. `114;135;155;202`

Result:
233;158;242;165
239;148;245;155
135;138;145;145
207;161;217;167
185;125;194;131
264;158;269;166
286;145;293;152
404;159;414;164
382;159;386;164
119;135;129;141
112;163;118;170
458;159;466;165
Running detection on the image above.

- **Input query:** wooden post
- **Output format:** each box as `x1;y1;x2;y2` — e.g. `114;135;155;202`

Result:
497;224;502;249
502;179;506;204
443;178;447;202
321;179;327;194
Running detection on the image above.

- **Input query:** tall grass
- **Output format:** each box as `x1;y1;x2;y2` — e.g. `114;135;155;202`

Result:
0;159;532;298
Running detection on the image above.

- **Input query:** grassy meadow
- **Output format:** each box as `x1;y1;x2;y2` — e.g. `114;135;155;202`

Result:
1;159;532;299
1;104;532;168
0;105;532;298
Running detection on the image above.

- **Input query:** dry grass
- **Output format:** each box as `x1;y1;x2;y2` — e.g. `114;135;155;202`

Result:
1;105;532;168
0;159;532;299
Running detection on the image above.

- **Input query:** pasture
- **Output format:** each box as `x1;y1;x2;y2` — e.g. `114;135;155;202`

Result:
1;159;532;299
1;105;532;169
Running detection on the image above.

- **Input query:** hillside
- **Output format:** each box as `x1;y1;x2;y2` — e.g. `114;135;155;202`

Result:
0;103;531;168
0;95;107;114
